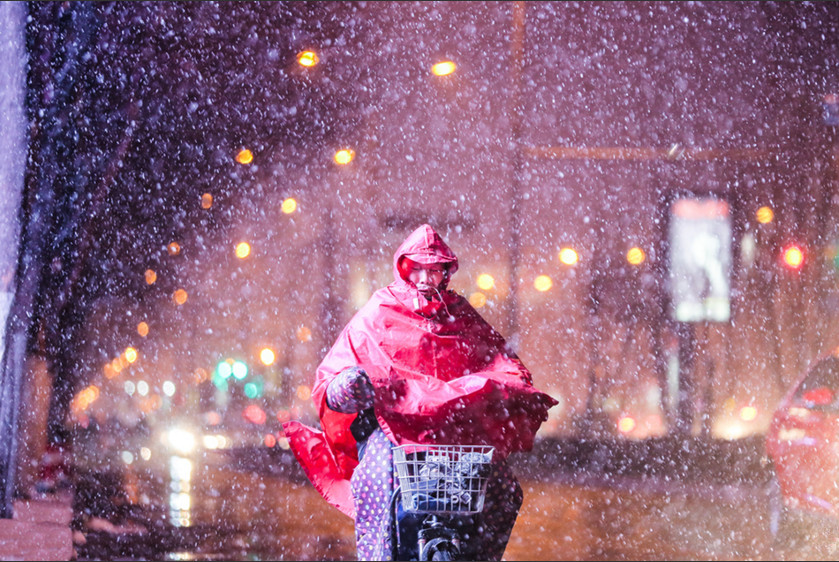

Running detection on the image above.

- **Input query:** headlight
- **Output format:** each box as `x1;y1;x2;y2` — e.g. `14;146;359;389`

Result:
166;427;197;455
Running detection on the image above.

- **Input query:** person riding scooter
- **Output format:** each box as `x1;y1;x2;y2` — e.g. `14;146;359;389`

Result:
283;224;557;560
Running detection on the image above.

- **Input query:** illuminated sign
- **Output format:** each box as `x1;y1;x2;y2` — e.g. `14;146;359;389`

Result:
668;196;732;322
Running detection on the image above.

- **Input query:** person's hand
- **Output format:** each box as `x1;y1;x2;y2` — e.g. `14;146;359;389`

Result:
345;367;375;409
326;366;375;413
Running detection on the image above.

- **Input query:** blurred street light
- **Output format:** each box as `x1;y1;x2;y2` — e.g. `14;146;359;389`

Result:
124;347;138;363
431;60;456;76
558;247;579;266
534;275;553;292
173;288;188;305
739;405;758;421
756;205;774;224
297;50;319;67
296;326;312;342
281;197;298;214
333;148;355;165
235;241;251;259
235;148;253;164
476;273;495;290
782;244;804;270
626;246;645;266
231;360;248;380
259;347;276;366
468;292;487;308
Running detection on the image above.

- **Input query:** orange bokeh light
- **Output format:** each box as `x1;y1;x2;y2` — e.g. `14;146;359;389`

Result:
297;50;319;67
173;288;188;305
756;206;774;224
236;148;253;165
627;247;645;265
468;292;487;308
297;385;312;401
296;326;312;342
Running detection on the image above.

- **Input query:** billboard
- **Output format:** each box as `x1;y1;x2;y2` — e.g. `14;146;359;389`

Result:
668;196;732;323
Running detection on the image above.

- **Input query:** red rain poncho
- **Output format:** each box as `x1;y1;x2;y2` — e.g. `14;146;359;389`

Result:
282;224;557;518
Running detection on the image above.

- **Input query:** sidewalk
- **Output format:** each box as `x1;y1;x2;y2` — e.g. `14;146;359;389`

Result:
0;493;75;561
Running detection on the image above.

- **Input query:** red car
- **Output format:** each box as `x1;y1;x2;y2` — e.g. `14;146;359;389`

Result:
766;350;839;543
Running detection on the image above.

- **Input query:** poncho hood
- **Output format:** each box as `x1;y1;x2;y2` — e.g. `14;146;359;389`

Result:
393;223;459;282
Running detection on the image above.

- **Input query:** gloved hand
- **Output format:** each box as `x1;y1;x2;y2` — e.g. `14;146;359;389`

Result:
326;366;375;414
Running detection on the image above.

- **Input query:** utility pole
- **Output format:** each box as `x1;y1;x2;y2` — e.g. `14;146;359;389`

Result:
507;1;525;345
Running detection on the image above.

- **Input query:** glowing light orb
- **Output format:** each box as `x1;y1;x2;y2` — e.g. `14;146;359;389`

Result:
236;149;253;165
334;149;355;165
627;247;645;265
431;61;456;76
476;274;495;291
235;242;251;259
297;50;319;67
756;206;774;224
281;198;298;214
534;275;553;292
558;248;579;266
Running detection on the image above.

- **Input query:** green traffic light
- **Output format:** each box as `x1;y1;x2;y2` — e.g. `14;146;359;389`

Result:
244;377;264;399
217;361;233;379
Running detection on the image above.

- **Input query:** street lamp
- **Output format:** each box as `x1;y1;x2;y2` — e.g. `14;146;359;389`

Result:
626;246;645;266
431;60;456;76
558;247;579;266
533;275;552;292
173;288;188;305
297;50;319;68
235;148;253;165
281;197;297;214
476;273;495;291
333;148;355;165
235;241;251;259
756;206;774;224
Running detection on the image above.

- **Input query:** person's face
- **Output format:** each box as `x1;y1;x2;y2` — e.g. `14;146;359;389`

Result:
407;262;446;295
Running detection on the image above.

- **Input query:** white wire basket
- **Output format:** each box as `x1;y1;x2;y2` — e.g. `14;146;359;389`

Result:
392;444;495;515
